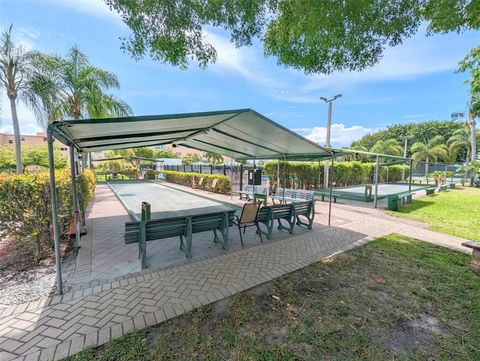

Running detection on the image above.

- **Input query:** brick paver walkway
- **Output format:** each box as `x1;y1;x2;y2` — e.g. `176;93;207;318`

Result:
0;183;471;361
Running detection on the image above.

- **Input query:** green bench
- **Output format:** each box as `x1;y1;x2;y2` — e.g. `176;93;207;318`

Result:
257;201;314;240
449;183;456;189
426;187;436;195
439;184;449;192
124;203;235;268
397;192;413;205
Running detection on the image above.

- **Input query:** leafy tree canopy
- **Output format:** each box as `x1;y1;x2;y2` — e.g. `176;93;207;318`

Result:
104;0;480;74
182;153;201;165
351;120;465;157
0;145;67;170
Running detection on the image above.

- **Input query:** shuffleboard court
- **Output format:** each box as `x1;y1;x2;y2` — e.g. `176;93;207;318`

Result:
108;181;238;219
316;183;429;202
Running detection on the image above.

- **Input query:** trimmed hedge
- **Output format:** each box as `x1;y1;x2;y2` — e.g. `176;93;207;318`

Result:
263;161;409;189
0;169;96;261
145;170;231;194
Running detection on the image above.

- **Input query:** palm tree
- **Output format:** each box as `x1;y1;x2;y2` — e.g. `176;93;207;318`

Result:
204;151;223;164
411;136;449;178
370;139;403;156
468;94;479;162
0;25;40;173
447;127;471;162
31;45;133;167
343;145;368;161
31;45;132;123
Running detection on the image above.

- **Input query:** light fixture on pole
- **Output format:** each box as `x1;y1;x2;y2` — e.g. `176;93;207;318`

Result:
320;94;342;188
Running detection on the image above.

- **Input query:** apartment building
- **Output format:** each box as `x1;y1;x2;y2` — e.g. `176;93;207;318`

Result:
0;132;70;157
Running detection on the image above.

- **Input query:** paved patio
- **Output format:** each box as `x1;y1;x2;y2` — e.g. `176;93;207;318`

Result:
0;182;471;361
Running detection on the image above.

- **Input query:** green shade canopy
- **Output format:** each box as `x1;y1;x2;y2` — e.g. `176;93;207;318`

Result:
47;108;335;160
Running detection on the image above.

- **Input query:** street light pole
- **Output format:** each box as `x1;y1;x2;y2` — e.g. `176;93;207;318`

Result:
320;94;342;188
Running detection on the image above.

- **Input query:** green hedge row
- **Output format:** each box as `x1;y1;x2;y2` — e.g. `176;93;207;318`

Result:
145;170;231;194
0;169;96;262
263;161;409;189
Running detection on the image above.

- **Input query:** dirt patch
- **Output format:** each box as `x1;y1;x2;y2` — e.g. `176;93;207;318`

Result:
212;298;230;316
264;326;287;345
380;315;448;355
247;281;272;297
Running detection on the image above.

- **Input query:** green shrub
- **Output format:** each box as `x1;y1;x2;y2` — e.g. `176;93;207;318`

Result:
263;161;409;189
145;170;231;194
0;169;96;261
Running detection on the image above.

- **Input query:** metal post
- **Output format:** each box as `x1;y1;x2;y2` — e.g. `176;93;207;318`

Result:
252;157;256;202
328;157;335;226
239;164;244;191
282;155;286;203
323;101;332;188
408;160;413;193
69;147;81;248
374;155;380;208
223;164;226;176
402;137;408;181
47;132;63;295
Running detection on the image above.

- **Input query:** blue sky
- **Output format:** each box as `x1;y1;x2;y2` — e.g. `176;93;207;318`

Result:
1;0;479;147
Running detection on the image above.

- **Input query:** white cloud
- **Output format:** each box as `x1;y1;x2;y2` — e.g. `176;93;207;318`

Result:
0;94;44;135
294;124;375;147
205;31;288;94
17;27;41;39
45;0;122;22
302;30;470;92
201;27;473;104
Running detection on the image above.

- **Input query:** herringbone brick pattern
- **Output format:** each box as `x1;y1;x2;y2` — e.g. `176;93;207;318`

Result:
0;184;470;361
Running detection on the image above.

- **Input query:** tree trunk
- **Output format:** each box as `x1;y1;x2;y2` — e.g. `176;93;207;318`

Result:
467;112;477;186
468;112;477;161
425;158;429;182
9;96;23;173
35;233;41;263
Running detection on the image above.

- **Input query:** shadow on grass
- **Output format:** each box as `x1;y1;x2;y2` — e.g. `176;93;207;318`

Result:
395;197;437;214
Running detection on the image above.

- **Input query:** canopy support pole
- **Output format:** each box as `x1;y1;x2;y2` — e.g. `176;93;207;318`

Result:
70;147;81;249
253;157;256;202
282;155;286;203
328;157;334;226
408;160;413;193
47;132;63;295
374;155;380;208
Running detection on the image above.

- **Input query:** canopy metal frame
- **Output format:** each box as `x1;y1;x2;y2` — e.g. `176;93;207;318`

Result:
46;109;411;294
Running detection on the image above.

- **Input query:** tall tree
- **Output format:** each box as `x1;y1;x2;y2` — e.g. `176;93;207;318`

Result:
456;47;480;164
446;127;480;162
411;136;449;178
104;0;479;74
370;139;403;156
204;151;223;164
31;45;133;168
0;25;40;173
31;45;132;125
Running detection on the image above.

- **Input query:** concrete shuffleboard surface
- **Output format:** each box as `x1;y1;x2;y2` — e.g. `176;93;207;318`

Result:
107;180;238;219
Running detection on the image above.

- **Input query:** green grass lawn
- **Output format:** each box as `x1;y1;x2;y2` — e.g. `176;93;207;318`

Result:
65;235;480;361
391;188;480;241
